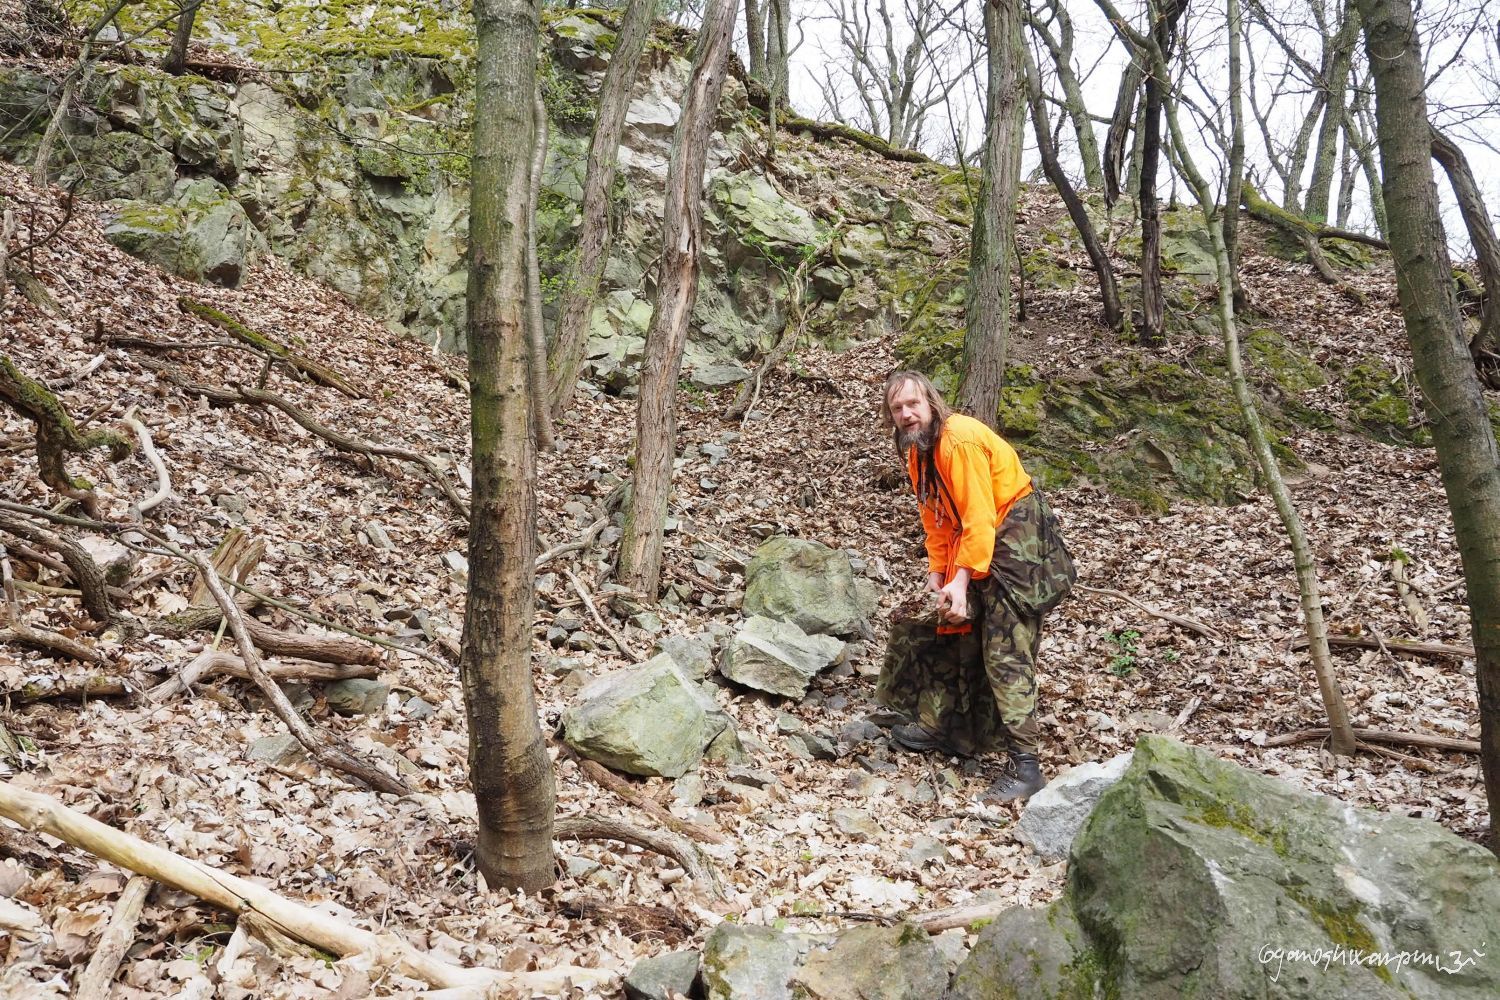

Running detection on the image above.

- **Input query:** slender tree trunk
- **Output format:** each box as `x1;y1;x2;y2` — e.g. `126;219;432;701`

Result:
1335;122;1357;227
1430;129;1500;369
1103;59;1143;206
1137;0;1183;347
1348;86;1388;236
1224;0;1247;312
617;0;738;597
548;0;658;418
745;0;766;82
464;0;557;893
526;84;556;451
958;0;1024;428
31;1;128;186
1359;0;1500;853
1305;3;1360;221
1021;41;1122;330
163;1;199;74
1026;0;1105;190
765;0;788;158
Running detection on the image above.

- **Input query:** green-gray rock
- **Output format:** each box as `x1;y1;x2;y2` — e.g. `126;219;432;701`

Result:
743;536;869;637
719;615;846;699
561;655;727;778
793;922;949;1000
951;735;1500;999
246;734;307;767
324;679;390;716
655;633;716;681
625;949;702;1000
701;924;820;1000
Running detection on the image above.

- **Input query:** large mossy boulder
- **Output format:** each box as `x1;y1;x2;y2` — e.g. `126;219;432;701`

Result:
743;536;869;637
952;736;1500;999
103;178;263;287
561;654;726;778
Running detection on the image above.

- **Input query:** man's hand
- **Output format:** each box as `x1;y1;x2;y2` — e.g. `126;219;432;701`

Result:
936;569;972;624
926;571;944;593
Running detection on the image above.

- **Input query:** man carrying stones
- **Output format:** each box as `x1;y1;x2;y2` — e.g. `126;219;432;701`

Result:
875;370;1075;802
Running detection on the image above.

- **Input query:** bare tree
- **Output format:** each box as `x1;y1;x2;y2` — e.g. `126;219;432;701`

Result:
32;1;131;186
1430;127;1500;381
163;0;202;75
1023;0;1104;190
617;0;739;597
463;0;556;893
958;0;1025;427
1358;0;1500;854
1134;0;1186;347
548;0;659;419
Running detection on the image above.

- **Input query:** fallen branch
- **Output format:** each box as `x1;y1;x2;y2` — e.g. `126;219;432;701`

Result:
563;748;725;845
178;297;360;398
1264;727;1479;754
555;813;726;901
122;406;174;515
153;605;380;666
0;512;113;622
1076;584;1222;641
0;622;110;666
149;650;381;702
1388;557;1429;634
909;898;1009;934
564;568;643;663
536;517;608;570
1289;634;1473;659
75;876;150;1000
192;556;410;797
0;782;609;993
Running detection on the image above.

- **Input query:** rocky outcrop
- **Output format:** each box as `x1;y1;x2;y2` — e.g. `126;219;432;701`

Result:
951;736;1500;999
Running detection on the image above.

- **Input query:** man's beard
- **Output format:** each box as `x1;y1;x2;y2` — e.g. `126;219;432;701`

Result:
896;419;938;454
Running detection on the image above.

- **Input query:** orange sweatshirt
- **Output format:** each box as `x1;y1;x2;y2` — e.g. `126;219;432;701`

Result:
907;413;1033;585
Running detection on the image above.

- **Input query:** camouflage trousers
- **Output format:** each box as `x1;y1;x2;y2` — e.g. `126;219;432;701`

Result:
875;492;1071;756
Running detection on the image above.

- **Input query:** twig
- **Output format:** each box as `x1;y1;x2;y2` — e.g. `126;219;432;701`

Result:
0;783;610;993
48;354;108;392
75;876;150;1000
562;748;725;845
535;517;607;569
1263;727;1479;753
1288;634;1473;659
178;297;360;398
1387;557;1429;634
0;544;16;617
1364;622;1410;680
555;813;725;901
563;568;644;663
1167;695;1202;734
149;650;380;702
1076;584;1222;640
122;406;174;515
2;672;133;702
192;555;411;797
908;898;1009;934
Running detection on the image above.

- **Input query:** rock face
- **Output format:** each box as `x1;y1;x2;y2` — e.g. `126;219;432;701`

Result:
952;736;1500;999
1014;752;1133;862
719;615;845;699
742;537;869;638
561;655;726;777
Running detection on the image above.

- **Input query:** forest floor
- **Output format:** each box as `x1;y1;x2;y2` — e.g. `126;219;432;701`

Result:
0;155;1489;998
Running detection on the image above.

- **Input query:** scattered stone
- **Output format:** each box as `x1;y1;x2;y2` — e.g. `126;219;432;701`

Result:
558;667;594;697
793;922;947;1000
1015;752;1134;862
902;837;949;868
774;713;804;735
856;755;898;774
246;734;306;767
631;612;664;634
561;655;726;778
784;731;838;761
831;809;881;841
402;696;436;721
743;536;870;637
440;551;468;576
363;523;394;549
625;950;702;1000
837;720;884;745
700;442;729;464
726;765;778;790
846;773;892;798
1126;709;1175;732
654;634;715;681
701;923;819;1000
719;616;845;699
324;679;390;717
671;773;705;806
892;779;936;804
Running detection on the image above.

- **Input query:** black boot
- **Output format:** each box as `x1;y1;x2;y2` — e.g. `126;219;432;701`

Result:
981;752;1046;803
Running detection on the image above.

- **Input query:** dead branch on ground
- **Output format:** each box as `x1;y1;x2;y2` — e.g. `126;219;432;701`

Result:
536;517;608;569
1076;584;1222;640
1289;633;1473;659
555;813;726;901
192;556;410;797
562;747;725;845
0;782;610;993
0;511;112;621
910;898;1008;934
564;568;644;662
1264;727;1479;754
1387;557;1429;633
0;622;111;667
178;297;360;398
75;875;150;1000
121;406;174;515
149;649;379;702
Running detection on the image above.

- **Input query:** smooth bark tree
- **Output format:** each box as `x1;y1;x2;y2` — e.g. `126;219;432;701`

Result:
1021;39;1122;329
1304;1;1360;221
959;0;1025;427
548;0;658;419
525;83;555;450
463;0;557;892
1430;128;1500;377
617;0;738;597
1103;0;1359;755
745;0;766;81
1023;0;1104;190
1223;0;1248;311
1130;0;1184;347
1357;0;1500;852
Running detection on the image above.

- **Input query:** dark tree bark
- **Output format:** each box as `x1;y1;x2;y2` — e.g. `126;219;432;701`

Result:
1358;0;1500;854
464;0;557;893
745;0;766;82
163;1;200;75
617;0;738;597
1430;128;1500;376
1102;57;1143;207
958;0;1025;428
1136;0;1184;348
548;0;658;418
1223;0;1247;312
1021;40;1121;330
1024;0;1104;190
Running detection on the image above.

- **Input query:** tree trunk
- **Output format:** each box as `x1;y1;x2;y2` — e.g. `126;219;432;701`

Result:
1430;128;1500;372
1348;85;1388;236
526;84;555;451
1021;42;1121;330
1027;0;1105;191
617;0;738;597
1137;0;1183;347
959;0;1024;427
548;0;658;418
1305;2;1360;221
1224;0;1247;313
1358;0;1500;853
164;2;199;74
1103;58;1142;206
765;0;789;157
465;0;557;893
745;0;766;82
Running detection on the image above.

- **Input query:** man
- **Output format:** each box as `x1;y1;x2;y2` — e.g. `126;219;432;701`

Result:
875;370;1075;802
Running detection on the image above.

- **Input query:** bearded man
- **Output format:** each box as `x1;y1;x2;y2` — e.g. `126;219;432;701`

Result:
875;370;1075;802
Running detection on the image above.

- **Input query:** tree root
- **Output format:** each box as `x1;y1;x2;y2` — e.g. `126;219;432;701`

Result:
562;747;726;846
0;511;112;621
555;813;726;901
1264;727;1479;754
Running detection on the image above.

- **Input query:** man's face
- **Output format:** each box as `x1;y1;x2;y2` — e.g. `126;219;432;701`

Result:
888;381;934;449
